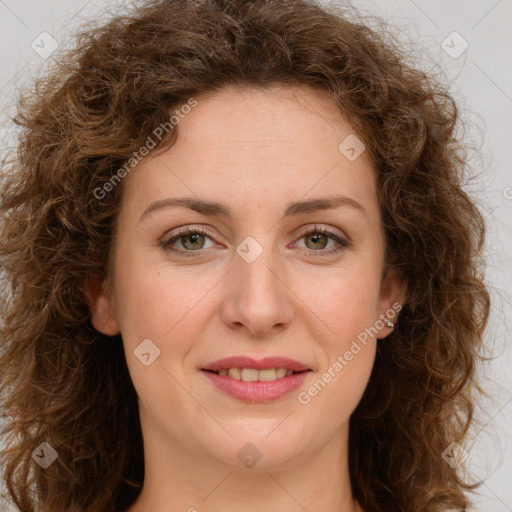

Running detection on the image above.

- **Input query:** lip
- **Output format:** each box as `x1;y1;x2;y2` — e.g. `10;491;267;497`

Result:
202;356;310;372
202;369;311;403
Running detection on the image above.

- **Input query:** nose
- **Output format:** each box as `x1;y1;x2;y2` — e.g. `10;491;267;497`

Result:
220;245;294;337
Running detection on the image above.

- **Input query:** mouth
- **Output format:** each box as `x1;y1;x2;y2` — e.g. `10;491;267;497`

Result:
201;368;311;403
200;356;312;402
202;367;309;382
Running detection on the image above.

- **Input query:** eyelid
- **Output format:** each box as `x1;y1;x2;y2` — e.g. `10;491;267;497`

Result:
294;223;349;243
160;223;350;257
291;224;350;256
160;225;219;249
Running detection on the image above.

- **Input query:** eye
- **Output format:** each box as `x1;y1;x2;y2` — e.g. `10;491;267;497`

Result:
161;227;217;257
160;224;350;258
293;224;350;257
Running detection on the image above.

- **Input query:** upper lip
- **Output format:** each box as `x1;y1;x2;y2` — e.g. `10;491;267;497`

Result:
202;356;311;372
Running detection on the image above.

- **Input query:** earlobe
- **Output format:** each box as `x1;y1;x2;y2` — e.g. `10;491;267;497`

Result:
84;275;121;336
377;265;407;339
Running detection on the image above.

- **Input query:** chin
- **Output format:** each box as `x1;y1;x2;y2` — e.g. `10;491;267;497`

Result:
192;428;303;470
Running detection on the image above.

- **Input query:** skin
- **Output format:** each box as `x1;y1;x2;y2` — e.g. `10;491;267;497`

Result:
87;83;406;512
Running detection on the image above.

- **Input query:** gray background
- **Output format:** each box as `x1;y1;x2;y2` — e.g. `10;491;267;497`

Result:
0;0;511;510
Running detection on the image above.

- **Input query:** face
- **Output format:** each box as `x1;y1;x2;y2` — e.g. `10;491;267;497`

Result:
88;84;404;474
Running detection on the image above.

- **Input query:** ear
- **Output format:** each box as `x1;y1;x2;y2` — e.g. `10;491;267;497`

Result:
376;263;407;339
84;274;121;336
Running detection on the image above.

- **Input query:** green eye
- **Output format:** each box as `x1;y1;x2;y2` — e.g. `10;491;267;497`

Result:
161;224;350;258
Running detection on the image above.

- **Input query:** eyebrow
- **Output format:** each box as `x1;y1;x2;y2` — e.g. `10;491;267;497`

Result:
139;195;366;223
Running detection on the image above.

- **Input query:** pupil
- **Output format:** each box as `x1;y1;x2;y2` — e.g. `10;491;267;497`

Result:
308;232;327;249
184;233;204;249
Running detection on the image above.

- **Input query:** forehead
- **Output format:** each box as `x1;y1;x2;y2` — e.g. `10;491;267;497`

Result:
121;83;378;220
168;83;365;161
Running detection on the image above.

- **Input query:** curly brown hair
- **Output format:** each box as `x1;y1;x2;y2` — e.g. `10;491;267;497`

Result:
0;0;490;511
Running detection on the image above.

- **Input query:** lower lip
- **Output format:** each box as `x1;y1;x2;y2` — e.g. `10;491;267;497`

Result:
201;370;311;403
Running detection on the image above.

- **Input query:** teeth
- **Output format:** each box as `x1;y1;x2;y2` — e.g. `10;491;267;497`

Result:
228;368;242;380
255;368;276;381
216;367;298;381
241;368;260;382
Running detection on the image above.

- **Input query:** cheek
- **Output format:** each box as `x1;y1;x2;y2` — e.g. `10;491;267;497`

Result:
299;265;382;342
112;271;190;391
117;270;204;421
300;341;376;430
294;268;380;406
115;258;212;341
297;274;378;420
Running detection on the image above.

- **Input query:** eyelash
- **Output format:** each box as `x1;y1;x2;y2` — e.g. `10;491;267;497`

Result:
160;225;350;258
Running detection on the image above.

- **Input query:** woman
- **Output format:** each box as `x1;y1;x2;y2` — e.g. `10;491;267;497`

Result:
0;0;490;511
